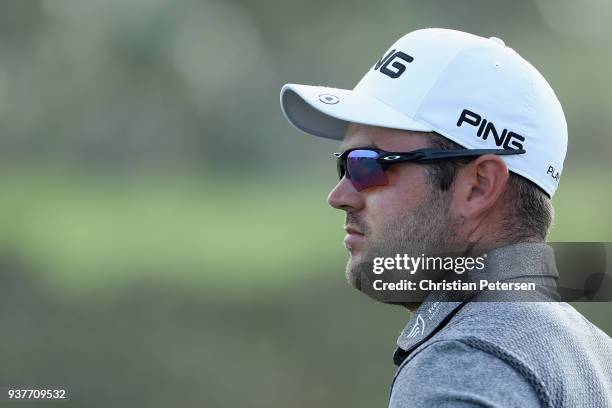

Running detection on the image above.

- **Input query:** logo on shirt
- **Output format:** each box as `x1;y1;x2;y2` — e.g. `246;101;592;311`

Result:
407;314;425;338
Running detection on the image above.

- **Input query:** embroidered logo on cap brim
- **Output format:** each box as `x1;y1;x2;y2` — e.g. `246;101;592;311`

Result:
318;94;339;104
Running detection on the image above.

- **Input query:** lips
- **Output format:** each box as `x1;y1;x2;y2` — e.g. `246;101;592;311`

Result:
344;225;365;251
344;225;364;236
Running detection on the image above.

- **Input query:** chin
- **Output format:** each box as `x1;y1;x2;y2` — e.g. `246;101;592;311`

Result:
345;254;364;291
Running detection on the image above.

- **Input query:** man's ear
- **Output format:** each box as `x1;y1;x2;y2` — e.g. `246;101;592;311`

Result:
450;155;510;220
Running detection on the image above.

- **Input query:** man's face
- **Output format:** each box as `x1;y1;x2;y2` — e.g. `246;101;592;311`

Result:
327;124;457;291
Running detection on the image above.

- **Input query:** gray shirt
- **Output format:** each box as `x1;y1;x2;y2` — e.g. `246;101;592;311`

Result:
389;244;612;408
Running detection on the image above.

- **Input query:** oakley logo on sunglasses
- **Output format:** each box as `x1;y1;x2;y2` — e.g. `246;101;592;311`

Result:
373;49;414;79
457;109;525;150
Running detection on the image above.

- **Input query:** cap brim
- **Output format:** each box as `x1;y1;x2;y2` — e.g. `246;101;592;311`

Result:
280;84;433;140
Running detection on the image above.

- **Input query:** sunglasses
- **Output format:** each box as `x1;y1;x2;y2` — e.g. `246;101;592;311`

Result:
333;147;525;191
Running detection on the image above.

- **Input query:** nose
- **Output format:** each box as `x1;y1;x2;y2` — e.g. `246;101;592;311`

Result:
327;177;365;212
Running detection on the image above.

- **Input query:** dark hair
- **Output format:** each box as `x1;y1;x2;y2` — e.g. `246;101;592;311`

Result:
425;133;553;240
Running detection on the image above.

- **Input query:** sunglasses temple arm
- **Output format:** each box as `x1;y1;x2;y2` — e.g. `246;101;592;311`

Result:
410;148;526;162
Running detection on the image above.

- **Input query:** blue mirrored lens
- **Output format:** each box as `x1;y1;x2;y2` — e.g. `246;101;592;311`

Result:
347;150;388;191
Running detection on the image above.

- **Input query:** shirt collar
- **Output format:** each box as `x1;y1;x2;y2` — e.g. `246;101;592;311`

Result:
394;243;559;361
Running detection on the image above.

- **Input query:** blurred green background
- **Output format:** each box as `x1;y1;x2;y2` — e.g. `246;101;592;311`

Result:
0;0;611;406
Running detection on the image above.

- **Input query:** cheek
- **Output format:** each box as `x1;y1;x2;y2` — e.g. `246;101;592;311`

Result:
363;169;430;230
384;167;429;209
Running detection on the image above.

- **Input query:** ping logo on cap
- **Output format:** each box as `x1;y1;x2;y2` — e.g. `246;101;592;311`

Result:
373;49;414;79
457;109;526;150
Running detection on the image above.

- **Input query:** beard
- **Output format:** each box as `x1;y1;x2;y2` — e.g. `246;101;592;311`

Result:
345;187;458;307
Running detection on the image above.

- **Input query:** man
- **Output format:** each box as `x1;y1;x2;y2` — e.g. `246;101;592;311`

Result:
279;29;612;407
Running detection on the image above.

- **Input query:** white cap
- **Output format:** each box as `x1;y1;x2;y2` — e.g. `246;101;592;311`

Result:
280;28;567;197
